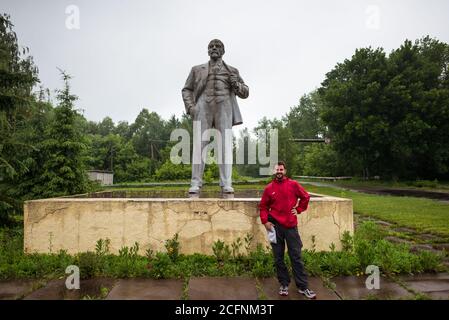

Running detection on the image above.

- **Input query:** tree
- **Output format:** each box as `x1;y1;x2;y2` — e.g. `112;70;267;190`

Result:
302;144;344;176
97;116;115;136
285;91;326;139
319;46;389;177
319;36;449;179
0;14;39;224
114;120;131;140
284;91;328;175
130;108;167;161
36;71;90;197
254;117;298;176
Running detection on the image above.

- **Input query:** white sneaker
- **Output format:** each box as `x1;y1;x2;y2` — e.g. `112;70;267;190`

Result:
279;285;289;296
298;288;316;299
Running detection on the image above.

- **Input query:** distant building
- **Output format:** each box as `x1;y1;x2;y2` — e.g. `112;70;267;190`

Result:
87;170;114;186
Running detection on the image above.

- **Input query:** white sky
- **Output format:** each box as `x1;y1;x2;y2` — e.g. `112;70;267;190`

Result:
4;0;449;131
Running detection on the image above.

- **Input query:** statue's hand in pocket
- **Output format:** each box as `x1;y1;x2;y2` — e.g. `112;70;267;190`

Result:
188;104;197;116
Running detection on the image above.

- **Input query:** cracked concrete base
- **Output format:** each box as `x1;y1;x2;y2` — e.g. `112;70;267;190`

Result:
24;195;353;255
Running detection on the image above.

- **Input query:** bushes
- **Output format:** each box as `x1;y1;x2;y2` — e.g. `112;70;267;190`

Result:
165;233;180;262
248;244;275;277
302;222;445;277
354;222;444;274
0;222;445;280
154;161;191;181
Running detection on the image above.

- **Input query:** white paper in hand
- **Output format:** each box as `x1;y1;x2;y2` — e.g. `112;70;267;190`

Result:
267;227;277;244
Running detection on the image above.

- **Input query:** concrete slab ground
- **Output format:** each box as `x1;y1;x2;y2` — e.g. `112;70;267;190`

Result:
105;279;184;300
24;278;116;300
399;273;449;300
23;280;65;300
0;280;38;300
188;277;258;300
3;273;448;300
331;276;413;300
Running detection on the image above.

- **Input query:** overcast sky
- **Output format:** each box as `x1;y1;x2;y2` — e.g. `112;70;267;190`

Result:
3;0;449;132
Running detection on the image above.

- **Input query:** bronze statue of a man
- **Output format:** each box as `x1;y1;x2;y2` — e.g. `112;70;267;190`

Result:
182;39;249;194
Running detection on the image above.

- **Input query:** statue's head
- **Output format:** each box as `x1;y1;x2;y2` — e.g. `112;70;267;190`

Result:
208;39;225;60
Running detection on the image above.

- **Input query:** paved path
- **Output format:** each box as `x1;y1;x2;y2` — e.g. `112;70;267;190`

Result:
2;274;448;300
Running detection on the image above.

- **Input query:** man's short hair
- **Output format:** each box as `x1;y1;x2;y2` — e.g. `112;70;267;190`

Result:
276;161;286;169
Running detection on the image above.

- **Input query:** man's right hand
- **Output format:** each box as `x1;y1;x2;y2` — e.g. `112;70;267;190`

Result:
264;222;274;231
187;104;196;116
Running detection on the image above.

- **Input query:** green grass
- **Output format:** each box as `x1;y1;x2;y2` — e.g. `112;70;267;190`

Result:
298;178;449;193
302;183;449;237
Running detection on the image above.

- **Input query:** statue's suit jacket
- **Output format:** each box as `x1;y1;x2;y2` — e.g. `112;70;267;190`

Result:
182;61;249;126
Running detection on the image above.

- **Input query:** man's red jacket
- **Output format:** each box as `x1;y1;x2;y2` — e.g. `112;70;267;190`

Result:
259;177;310;228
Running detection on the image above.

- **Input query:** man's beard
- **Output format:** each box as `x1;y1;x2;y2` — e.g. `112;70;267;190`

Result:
275;173;284;180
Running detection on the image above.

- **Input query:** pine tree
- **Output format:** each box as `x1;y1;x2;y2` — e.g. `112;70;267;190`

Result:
0;14;39;224
37;71;90;197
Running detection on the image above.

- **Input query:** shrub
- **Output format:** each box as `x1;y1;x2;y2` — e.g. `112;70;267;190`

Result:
354;221;386;242
248;244;275;277
76;252;99;279
150;252;173;279
95;238;111;256
154;161;191;181
212;240;231;263
341;231;354;253
165;233;180;262
231;237;243;260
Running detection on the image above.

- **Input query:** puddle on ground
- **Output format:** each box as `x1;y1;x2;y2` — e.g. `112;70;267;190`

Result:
70;190;321;199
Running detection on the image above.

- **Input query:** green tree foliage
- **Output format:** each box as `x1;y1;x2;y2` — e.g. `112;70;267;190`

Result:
154;160;191;181
234;127;259;177
284;91;327;175
254;117;294;175
84;113;174;182
319;36;449;179
302;144;344;177
248;91;327;177
286;91;326;139
0;14;39;223
36;71;90;197
130;109;167;160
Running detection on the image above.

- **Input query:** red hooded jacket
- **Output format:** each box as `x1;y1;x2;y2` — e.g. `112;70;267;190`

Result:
259;177;310;228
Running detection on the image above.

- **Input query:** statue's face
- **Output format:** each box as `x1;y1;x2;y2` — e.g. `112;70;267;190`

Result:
208;41;224;60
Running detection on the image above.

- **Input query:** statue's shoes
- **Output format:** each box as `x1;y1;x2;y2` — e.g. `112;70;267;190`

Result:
222;186;234;193
189;186;201;194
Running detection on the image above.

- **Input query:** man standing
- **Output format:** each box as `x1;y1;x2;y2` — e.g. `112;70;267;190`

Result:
259;161;316;299
182;39;249;194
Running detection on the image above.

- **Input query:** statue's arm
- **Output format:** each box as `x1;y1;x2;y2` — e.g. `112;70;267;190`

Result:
232;70;249;99
182;67;195;114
